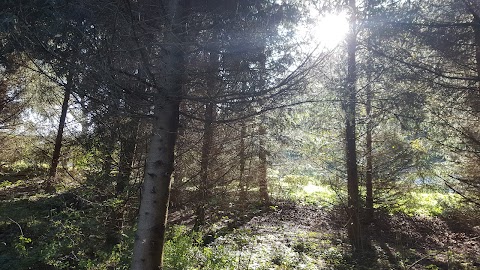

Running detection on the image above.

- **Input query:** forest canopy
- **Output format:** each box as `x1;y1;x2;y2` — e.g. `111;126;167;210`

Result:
0;0;479;269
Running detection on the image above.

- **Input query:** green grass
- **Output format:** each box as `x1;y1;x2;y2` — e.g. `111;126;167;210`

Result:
392;191;461;216
0;189;134;270
271;174;462;217
163;225;237;270
271;174;342;207
0;172;475;270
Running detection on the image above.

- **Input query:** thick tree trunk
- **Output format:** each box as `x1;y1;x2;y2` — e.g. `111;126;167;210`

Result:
131;98;180;270
130;0;187;268
345;0;363;250
46;71;73;192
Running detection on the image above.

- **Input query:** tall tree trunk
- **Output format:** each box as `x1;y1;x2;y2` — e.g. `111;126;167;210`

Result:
195;46;219;228
130;0;187;268
195;100;215;228
474;12;480;94
171;113;186;209
364;0;374;224
257;52;269;204
131;98;180;269
365;78;374;224
345;0;363;250
46;70;73;192
238;121;247;201
258;122;269;203
463;0;480;107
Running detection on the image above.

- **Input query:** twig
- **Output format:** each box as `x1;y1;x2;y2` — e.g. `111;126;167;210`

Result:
406;251;439;270
8;217;24;236
468;236;480;241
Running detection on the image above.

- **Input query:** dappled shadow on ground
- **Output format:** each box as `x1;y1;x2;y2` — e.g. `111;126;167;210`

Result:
169;190;275;228
0;176;44;201
175;199;480;269
370;209;480;269
3;174;479;270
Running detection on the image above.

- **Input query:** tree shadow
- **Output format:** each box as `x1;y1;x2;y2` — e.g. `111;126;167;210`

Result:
363;209;480;269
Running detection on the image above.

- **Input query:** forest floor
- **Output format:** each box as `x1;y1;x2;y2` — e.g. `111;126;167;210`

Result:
0;177;479;269
171;200;480;269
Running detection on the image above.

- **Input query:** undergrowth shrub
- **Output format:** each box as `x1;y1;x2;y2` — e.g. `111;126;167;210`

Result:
163;225;236;270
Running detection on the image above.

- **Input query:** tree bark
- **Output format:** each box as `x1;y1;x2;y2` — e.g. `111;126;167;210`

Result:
130;0;187;268
365;77;374;224
345;0;363;250
195;100;215;228
238;121;247;201
46;70;73;192
131;98;180;270
463;0;480;107
365;0;374;224
256;52;269;204
474;12;480;91
258;123;269;203
171;113;186;209
194;47;219;228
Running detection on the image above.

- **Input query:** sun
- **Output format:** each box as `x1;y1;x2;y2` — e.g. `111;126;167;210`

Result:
312;11;349;50
294;8;349;54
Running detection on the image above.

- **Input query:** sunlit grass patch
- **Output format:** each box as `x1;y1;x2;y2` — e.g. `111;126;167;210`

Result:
0;180;16;188
392;191;461;216
271;174;341;207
